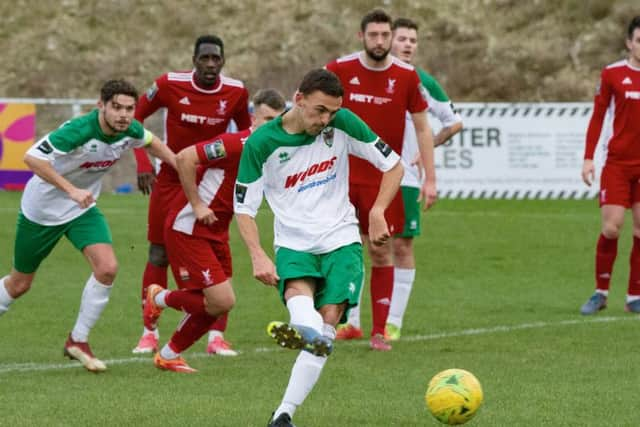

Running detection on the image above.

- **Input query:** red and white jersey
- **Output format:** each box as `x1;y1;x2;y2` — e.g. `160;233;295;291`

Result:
169;129;250;242
134;70;251;181
326;52;428;185
584;60;640;166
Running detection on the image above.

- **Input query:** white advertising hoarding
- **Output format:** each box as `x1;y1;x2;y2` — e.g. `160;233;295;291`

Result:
432;102;605;199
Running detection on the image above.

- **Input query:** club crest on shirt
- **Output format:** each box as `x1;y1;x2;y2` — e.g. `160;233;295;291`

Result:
322;127;334;147
204;139;226;160
217;100;228;115
179;267;190;282
386;78;396;94
146;82;159;101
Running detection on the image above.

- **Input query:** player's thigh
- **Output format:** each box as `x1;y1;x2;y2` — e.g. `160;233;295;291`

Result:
397;186;421;238
317;243;363;323
599;163;631;208
275;247;323;304
147;181;181;245
13;213;66;274
65;207;113;250
165;229;227;289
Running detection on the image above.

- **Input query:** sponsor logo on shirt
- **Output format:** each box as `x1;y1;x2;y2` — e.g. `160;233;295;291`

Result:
235;183;248;203
203;139;226;160
322;127;334;147
625;91;640;99
146;82;159;100
622;77;633;85
179;267;190;281
36;140;54;155
285;156;337;188
79;159;118;169
279;151;291;163
179;96;191;105
374;140;392;157
349;76;360;85
348;92;392;105
181;113;226;126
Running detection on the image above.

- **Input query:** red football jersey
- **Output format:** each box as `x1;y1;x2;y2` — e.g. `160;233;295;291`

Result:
167;129;250;242
584;60;640;166
134;70;251;180
326;52;428;185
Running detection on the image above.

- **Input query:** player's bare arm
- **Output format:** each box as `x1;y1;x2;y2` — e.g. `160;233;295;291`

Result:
369;161;403;246
411;110;437;210
23;154;94;208
146;135;177;171
235;213;280;286
434;121;463;147
175;145;217;225
581;159;595;186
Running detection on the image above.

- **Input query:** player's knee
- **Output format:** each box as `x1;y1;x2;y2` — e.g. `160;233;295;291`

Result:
148;244;168;267
204;292;235;317
602;222;622;239
94;260;118;284
5;275;32;298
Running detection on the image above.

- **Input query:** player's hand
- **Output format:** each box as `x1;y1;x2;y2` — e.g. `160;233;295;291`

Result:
368;207;391;246
137;172;156;195
581;160;595;186
411;152;425;180
194;204;217;225
251;252;280;287
418;180;437;211
69;188;95;209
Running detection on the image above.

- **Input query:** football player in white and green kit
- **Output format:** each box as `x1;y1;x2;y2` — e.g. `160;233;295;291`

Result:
385;18;463;340
0;80;176;372
234;69;403;427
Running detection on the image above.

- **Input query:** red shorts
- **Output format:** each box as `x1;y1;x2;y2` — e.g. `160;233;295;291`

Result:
147;178;182;244
164;228;232;290
599;163;640;208
349;183;404;235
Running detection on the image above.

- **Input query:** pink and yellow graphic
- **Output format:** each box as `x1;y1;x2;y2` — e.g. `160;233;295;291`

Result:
0;103;35;190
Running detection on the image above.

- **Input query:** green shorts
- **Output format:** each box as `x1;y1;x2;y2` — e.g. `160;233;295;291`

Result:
397;186;421;238
275;243;363;324
13;207;112;274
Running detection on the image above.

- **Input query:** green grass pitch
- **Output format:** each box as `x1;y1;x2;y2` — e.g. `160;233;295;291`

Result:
1;192;639;426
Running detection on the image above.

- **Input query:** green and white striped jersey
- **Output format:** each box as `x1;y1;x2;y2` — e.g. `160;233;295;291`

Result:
22;109;152;225
234;108;400;254
402;68;462;188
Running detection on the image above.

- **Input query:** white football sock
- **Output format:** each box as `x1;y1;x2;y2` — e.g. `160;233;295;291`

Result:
154;290;169;308
387;268;416;328
626;294;640;303
596;289;609;296
345;265;365;328
322;323;336;340
209;329;224;341
143;327;159;338
287;295;323;333
160;343;180;360
0;276;15;316
71;275;112;342
274;350;328;420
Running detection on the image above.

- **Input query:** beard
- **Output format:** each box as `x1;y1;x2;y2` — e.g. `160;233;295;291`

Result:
365;45;390;62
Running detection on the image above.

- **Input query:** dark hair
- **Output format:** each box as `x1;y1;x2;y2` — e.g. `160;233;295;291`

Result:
628;16;640;40
194;34;224;57
392;17;418;32
298;69;343;98
360;9;392;32
252;88;286;111
100;79;138;103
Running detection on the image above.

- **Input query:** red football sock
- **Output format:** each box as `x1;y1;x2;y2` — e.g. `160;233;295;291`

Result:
370;266;393;336
165;289;207;315
210;312;228;332
168;312;216;353
628;236;640;296
595;233;618;291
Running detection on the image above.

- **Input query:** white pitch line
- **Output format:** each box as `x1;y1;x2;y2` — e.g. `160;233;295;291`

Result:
0;315;636;375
